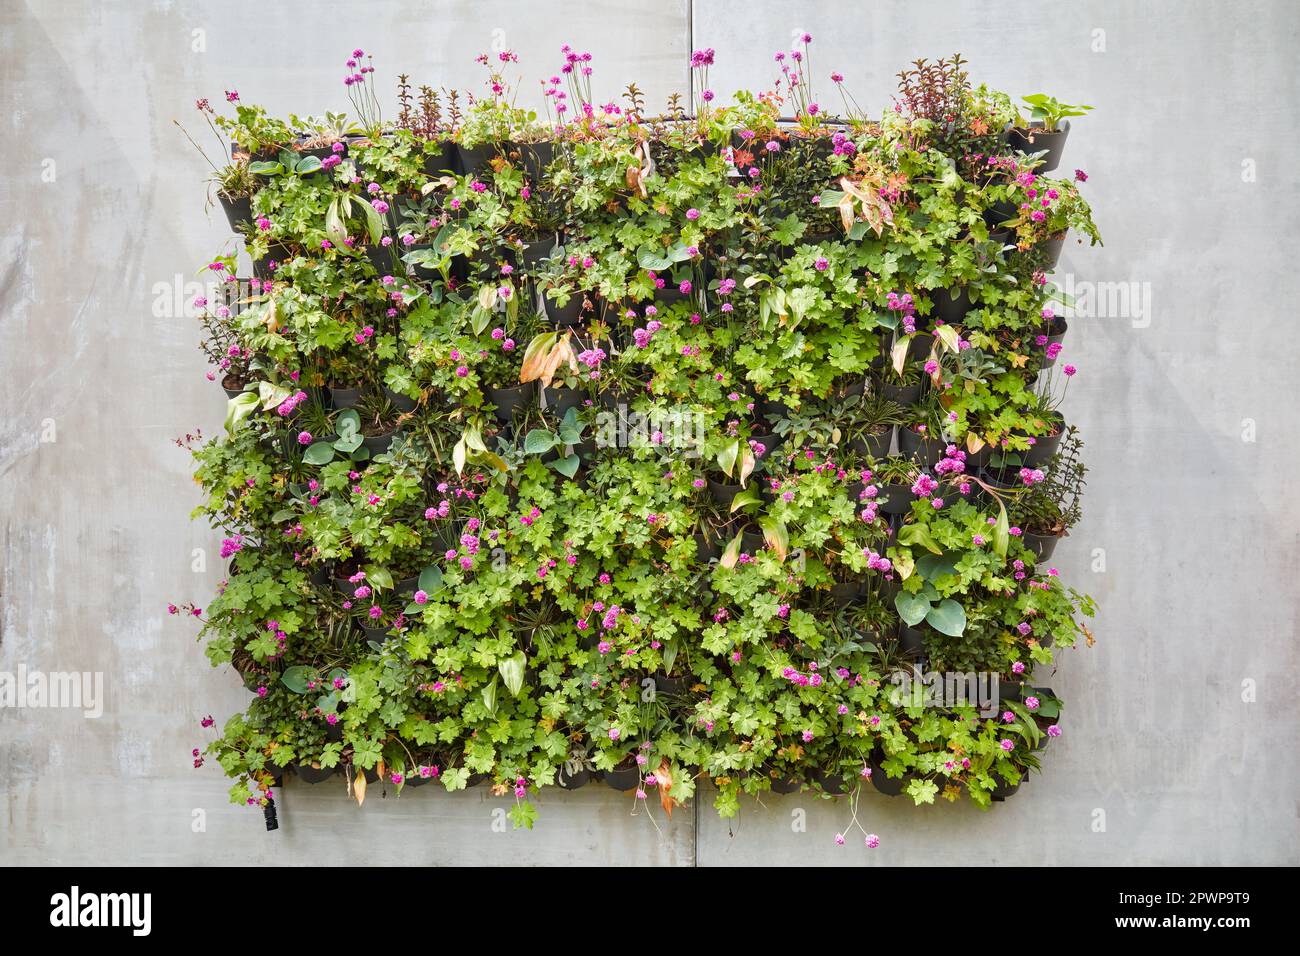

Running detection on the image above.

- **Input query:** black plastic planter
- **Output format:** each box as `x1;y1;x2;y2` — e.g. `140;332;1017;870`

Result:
217;192;252;233
849;427;893;459
488;381;536;424
458;141;510;177
769;774;802;795
403;243;444;281
1023;424;1064;468
252;242;294;279
604;763;641;791
758;397;791;421
291;762;336;785
880;380;922;405
423;139;459;176
543;294;587;327
362;429;402;456
221;376;251;400
814;771;848;795
750;432;784;461
707;477;744;509
1024;531;1062;562
898;428;946;466
541;385;583;418
653;284;690;306
878;483;914;515
327;384;362;409
515;235;559;271
930;285;972;324
990;776;1022;800
1039;233;1066;270
899;624;926;656
984;199;1018;240
831;580;868;608
556;765;591;790
695;533;720;564
383;385;417;413
868;752;905;796
518;140;555;183
365;243;404;276
653;672;687;696
1005;120;1070;173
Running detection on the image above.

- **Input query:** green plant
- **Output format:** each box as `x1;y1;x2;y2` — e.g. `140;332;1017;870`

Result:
1020;93;1093;132
178;52;1101;826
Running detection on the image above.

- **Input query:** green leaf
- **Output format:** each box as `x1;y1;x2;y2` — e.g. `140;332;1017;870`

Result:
365;566;394;591
925;599;967;637
280;666;313;694
417;565;444;594
508;800;538;830
917;551;960;582
335;409;361;437
295;154;323;174
523;428;557;454
498;651;526;696
248;160;283;176
637;247;673;271
551;454;580;478
357;196;383;243
897;523;942;555
993;502;1010;558
302;441;335;465
224;391;259;434
895;591;931;627
481;676;499;716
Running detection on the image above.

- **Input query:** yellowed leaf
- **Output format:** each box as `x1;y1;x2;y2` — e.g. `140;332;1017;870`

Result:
657;759;679;818
354;769;367;807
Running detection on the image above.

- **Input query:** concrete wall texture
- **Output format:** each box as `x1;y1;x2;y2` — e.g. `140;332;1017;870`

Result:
1;0;1296;866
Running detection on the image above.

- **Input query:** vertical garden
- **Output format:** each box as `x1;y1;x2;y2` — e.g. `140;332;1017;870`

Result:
177;42;1099;829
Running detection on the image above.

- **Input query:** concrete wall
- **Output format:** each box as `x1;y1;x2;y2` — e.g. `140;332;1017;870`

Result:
1;0;1296;865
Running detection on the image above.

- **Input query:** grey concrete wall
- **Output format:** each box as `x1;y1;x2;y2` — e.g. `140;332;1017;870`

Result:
1;0;1296;866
